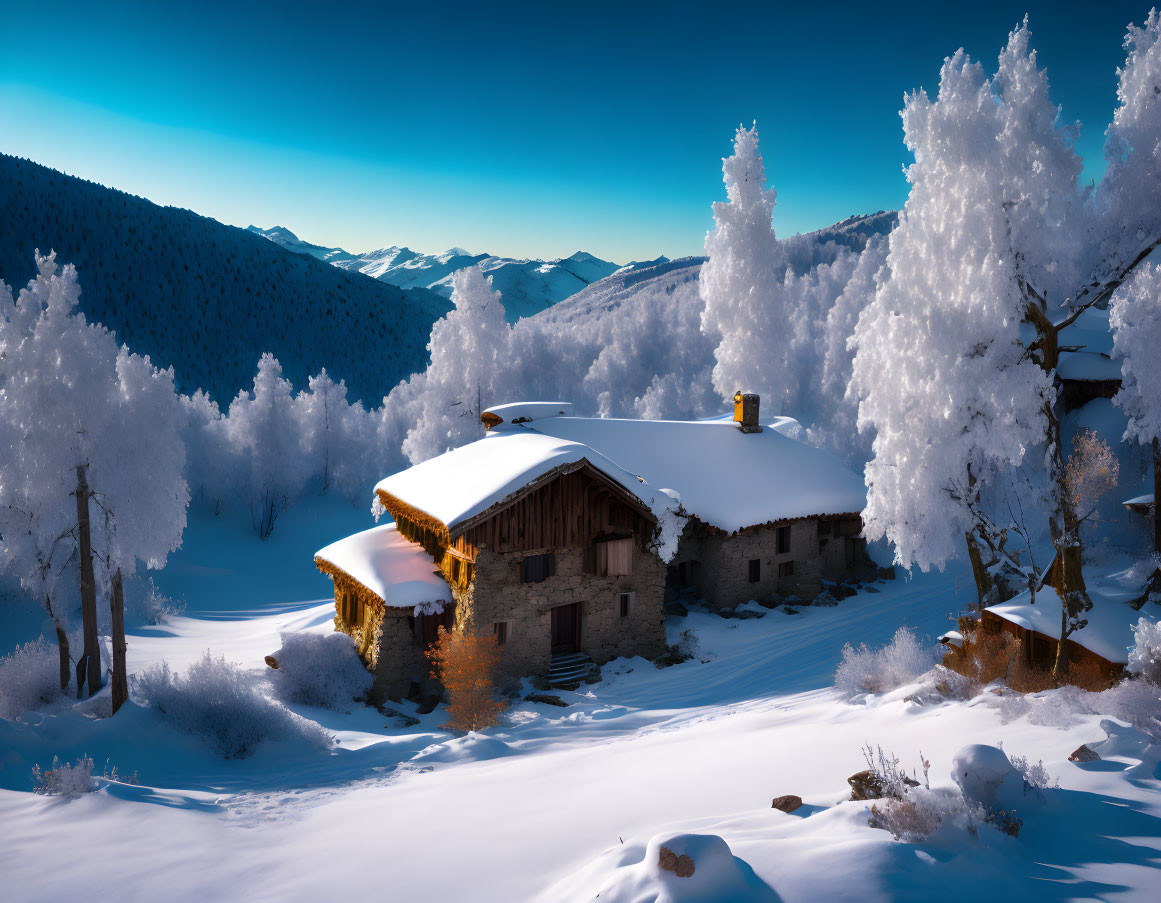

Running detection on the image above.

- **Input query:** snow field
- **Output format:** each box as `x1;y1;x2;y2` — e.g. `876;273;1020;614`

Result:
2;508;1158;901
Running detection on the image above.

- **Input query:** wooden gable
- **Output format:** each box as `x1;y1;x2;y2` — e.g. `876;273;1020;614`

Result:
376;459;656;592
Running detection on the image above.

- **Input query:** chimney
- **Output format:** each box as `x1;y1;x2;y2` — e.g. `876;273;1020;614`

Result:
733;391;762;433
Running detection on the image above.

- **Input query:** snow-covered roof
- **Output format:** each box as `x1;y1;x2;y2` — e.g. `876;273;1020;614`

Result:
986;585;1154;664
374;429;656;533
1058;351;1121;382
314;524;451;610
481;401;573;424
1058;306;1113;357
524;416;866;533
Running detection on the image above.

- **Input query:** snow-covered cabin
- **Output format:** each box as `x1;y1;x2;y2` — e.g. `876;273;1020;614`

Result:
1057;308;1122;412
315;396;869;698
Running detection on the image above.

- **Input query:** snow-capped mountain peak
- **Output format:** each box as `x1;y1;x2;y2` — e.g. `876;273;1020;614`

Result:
252;227;622;322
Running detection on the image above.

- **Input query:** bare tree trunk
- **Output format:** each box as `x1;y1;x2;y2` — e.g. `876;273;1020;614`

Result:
1153;437;1160;555
110;568;128;715
1045;404;1089;680
45;594;71;694
964;530;993;608
76;465;102;697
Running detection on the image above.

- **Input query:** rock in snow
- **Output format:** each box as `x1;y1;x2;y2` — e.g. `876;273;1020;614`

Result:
1068;744;1100;763
771;794;803;812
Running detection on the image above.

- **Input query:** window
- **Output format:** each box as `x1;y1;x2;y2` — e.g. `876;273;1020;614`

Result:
779;560;795;578
748;559;761;584
619;592;634;617
493;621;508;646
817;519;830;537
595;538;634;576
776;526;790;555
519;552;555;583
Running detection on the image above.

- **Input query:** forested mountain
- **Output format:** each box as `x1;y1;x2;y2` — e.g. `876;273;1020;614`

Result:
0;155;450;404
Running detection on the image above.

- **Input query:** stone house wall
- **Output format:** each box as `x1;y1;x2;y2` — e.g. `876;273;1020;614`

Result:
346;537;668;700
463;542;667;679
367;608;431;702
699;521;822;608
672;516;871;609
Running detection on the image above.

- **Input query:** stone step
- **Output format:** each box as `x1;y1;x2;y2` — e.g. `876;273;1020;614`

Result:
549;653;590;670
547;652;598;688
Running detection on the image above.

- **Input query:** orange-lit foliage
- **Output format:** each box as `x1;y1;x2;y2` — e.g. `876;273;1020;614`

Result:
1064;430;1119;521
426;627;505;732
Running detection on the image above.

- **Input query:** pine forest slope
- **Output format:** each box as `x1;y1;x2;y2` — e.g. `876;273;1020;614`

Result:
0;155;451;404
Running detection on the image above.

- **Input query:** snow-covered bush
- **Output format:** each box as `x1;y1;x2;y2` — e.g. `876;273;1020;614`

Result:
869;786;982;842
1006;751;1056;790
1097;677;1161;740
270;631;373;710
835;627;937;697
0;637;66;720
31;755;95;795
861;745;987;842
136;652;330;758
1127;617;1161;684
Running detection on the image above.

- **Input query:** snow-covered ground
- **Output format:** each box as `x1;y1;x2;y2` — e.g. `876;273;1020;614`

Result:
2;496;1158;901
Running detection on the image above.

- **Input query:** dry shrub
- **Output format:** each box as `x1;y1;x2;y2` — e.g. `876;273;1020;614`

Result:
426;627;505;732
1007;658;1057;694
961;626;1017;682
1068;657;1116;693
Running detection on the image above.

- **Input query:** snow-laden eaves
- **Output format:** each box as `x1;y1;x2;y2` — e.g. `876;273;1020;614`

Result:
524;416;867;534
987;584;1154;664
374;429;661;536
314;523;451;612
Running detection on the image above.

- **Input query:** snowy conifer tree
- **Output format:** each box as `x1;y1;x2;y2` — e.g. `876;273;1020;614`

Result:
296;369;380;502
398;265;513;463
700;124;793;411
223;354;311;538
1110;263;1161;553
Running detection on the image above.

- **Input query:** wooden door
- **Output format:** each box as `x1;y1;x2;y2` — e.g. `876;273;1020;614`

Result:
550;602;580;654
421;604;455;646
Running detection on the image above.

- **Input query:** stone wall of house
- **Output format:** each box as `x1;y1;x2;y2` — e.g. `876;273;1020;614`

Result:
818;516;871;582
668;515;873;610
699;520;822;608
366;607;431;702
463;542;668;679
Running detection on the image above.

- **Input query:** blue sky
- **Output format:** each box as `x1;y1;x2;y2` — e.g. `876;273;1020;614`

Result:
0;1;1151;261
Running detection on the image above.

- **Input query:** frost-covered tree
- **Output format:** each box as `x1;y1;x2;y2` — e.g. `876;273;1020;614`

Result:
395;265;513;463
180;389;239;514
0;254;188;704
699;125;887;459
223;354;312;538
296;369;381;502
853;17;1161;678
1110;263;1161;552
700;124;794;411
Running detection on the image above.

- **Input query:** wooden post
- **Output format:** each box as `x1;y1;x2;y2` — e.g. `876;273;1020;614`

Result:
110;568;128;715
76;464;102;697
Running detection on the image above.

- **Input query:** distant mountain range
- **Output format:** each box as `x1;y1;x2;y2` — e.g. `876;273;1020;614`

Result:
0;152;899;408
0;155;450;404
247;225;633;322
